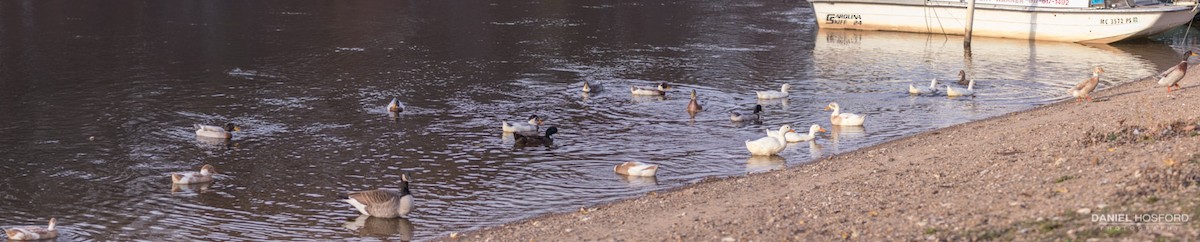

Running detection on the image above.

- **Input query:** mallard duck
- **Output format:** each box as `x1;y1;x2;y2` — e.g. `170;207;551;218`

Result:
172;164;216;184
5;218;58;241
769;124;826;142
824;102;866;126
386;98;405;113
946;79;976;97
614;161;659;177
341;173;414;218
756;84;791;99
514;127;557;147
746;125;791;156
730;105;763;122
630;82;671;96
909;79;938;95
687;90;703;114
195;123;240;139
1068;67;1104;103
501;115;543;133
1157;50;1198;92
957;70;969;86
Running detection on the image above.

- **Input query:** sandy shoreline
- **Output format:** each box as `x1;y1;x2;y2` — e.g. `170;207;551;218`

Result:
444;66;1200;241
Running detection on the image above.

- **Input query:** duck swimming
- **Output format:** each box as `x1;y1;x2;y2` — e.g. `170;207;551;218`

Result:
756;84;791;99
195;123;240;139
514;126;558;147
946;79;976;97
386;98;405;113
909;79;938;95
730;105;763;122
687;90;703;114
341;173;415;218
172;164;217;184
501;115;543;133
768;124;826;142
614;161;659;177
824;102;866;126
957;70;969;86
5;218;57;241
631;82;671;96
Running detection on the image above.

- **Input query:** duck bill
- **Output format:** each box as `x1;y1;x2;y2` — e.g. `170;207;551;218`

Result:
819;128;828;133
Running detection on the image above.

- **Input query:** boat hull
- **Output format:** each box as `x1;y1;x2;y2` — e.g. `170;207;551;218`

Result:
810;0;1199;43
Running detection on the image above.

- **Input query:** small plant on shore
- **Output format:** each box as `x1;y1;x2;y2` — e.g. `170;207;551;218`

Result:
1054;175;1074;183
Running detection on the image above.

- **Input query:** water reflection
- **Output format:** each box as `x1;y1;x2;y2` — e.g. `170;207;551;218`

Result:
344;215;416;241
745;155;786;173
617;174;659;187
171;183;213;194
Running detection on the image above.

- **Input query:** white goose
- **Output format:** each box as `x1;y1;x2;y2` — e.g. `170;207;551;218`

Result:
195;123;240;139
172;164;216;184
768;124;826;142
5;218;57;241
501;115;543;133
824;102;866;126
908;79;938;95
630;82;671;96
946;80;976;97
341;174;415;218
746;125;791;156
614;161;659;177
756;84;791;99
386;98;405;113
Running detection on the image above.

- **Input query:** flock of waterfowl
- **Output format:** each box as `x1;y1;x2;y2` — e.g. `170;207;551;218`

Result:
7;50;1198;241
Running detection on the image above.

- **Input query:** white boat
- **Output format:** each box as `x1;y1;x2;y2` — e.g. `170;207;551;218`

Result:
809;0;1199;43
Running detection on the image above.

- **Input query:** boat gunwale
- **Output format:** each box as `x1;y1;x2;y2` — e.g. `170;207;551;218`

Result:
809;0;1195;13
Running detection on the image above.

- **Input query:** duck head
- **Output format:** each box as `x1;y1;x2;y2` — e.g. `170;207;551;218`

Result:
526;115;542;125
753;104;763;114
810;124;827;134
778;125;795;134
657;82;672;91
1093;66;1105;76
690;89;698;99
200;164;216;175
823;102;840;111
224;123;241;132
544;127;559;138
780;84;791;92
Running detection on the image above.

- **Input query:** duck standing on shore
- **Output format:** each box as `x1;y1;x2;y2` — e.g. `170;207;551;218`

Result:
1157;50;1198;92
824;102;866;126
1068;67;1104;103
341;174;415;218
5;218;58;240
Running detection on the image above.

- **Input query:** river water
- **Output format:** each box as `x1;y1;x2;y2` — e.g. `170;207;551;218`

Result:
0;0;1195;241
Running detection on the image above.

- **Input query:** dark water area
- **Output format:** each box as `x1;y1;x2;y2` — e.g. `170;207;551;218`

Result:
0;0;1196;240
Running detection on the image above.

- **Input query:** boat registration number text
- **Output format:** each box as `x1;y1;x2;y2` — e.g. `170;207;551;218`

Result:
826;14;863;25
1100;17;1137;25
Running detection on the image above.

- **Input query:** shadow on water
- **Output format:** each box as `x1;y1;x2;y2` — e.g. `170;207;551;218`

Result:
0;0;1191;241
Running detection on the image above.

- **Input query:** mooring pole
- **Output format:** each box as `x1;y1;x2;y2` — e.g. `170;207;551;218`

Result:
964;0;976;50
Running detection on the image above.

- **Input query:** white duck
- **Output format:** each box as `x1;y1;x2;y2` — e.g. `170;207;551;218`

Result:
501;115;543;133
756;84;791;99
824;102;866;126
946;79;976;97
386;98;405;113
195;123;240;139
614;161;659;177
172;164;217;184
908;79;938;95
769;124;826;142
630;82;671;96
746;125;791;156
5;218;57;241
341;173;415;218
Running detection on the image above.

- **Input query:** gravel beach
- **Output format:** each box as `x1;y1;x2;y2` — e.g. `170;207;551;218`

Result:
446;66;1200;241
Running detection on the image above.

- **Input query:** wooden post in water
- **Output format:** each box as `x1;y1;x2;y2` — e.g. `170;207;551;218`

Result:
964;0;977;51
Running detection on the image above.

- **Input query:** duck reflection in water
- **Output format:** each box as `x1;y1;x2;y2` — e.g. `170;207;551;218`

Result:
745;155;785;174
617;174;659;187
344;214;415;241
171;182;212;194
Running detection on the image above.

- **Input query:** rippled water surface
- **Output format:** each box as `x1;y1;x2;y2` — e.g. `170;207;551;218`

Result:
1;0;1196;240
